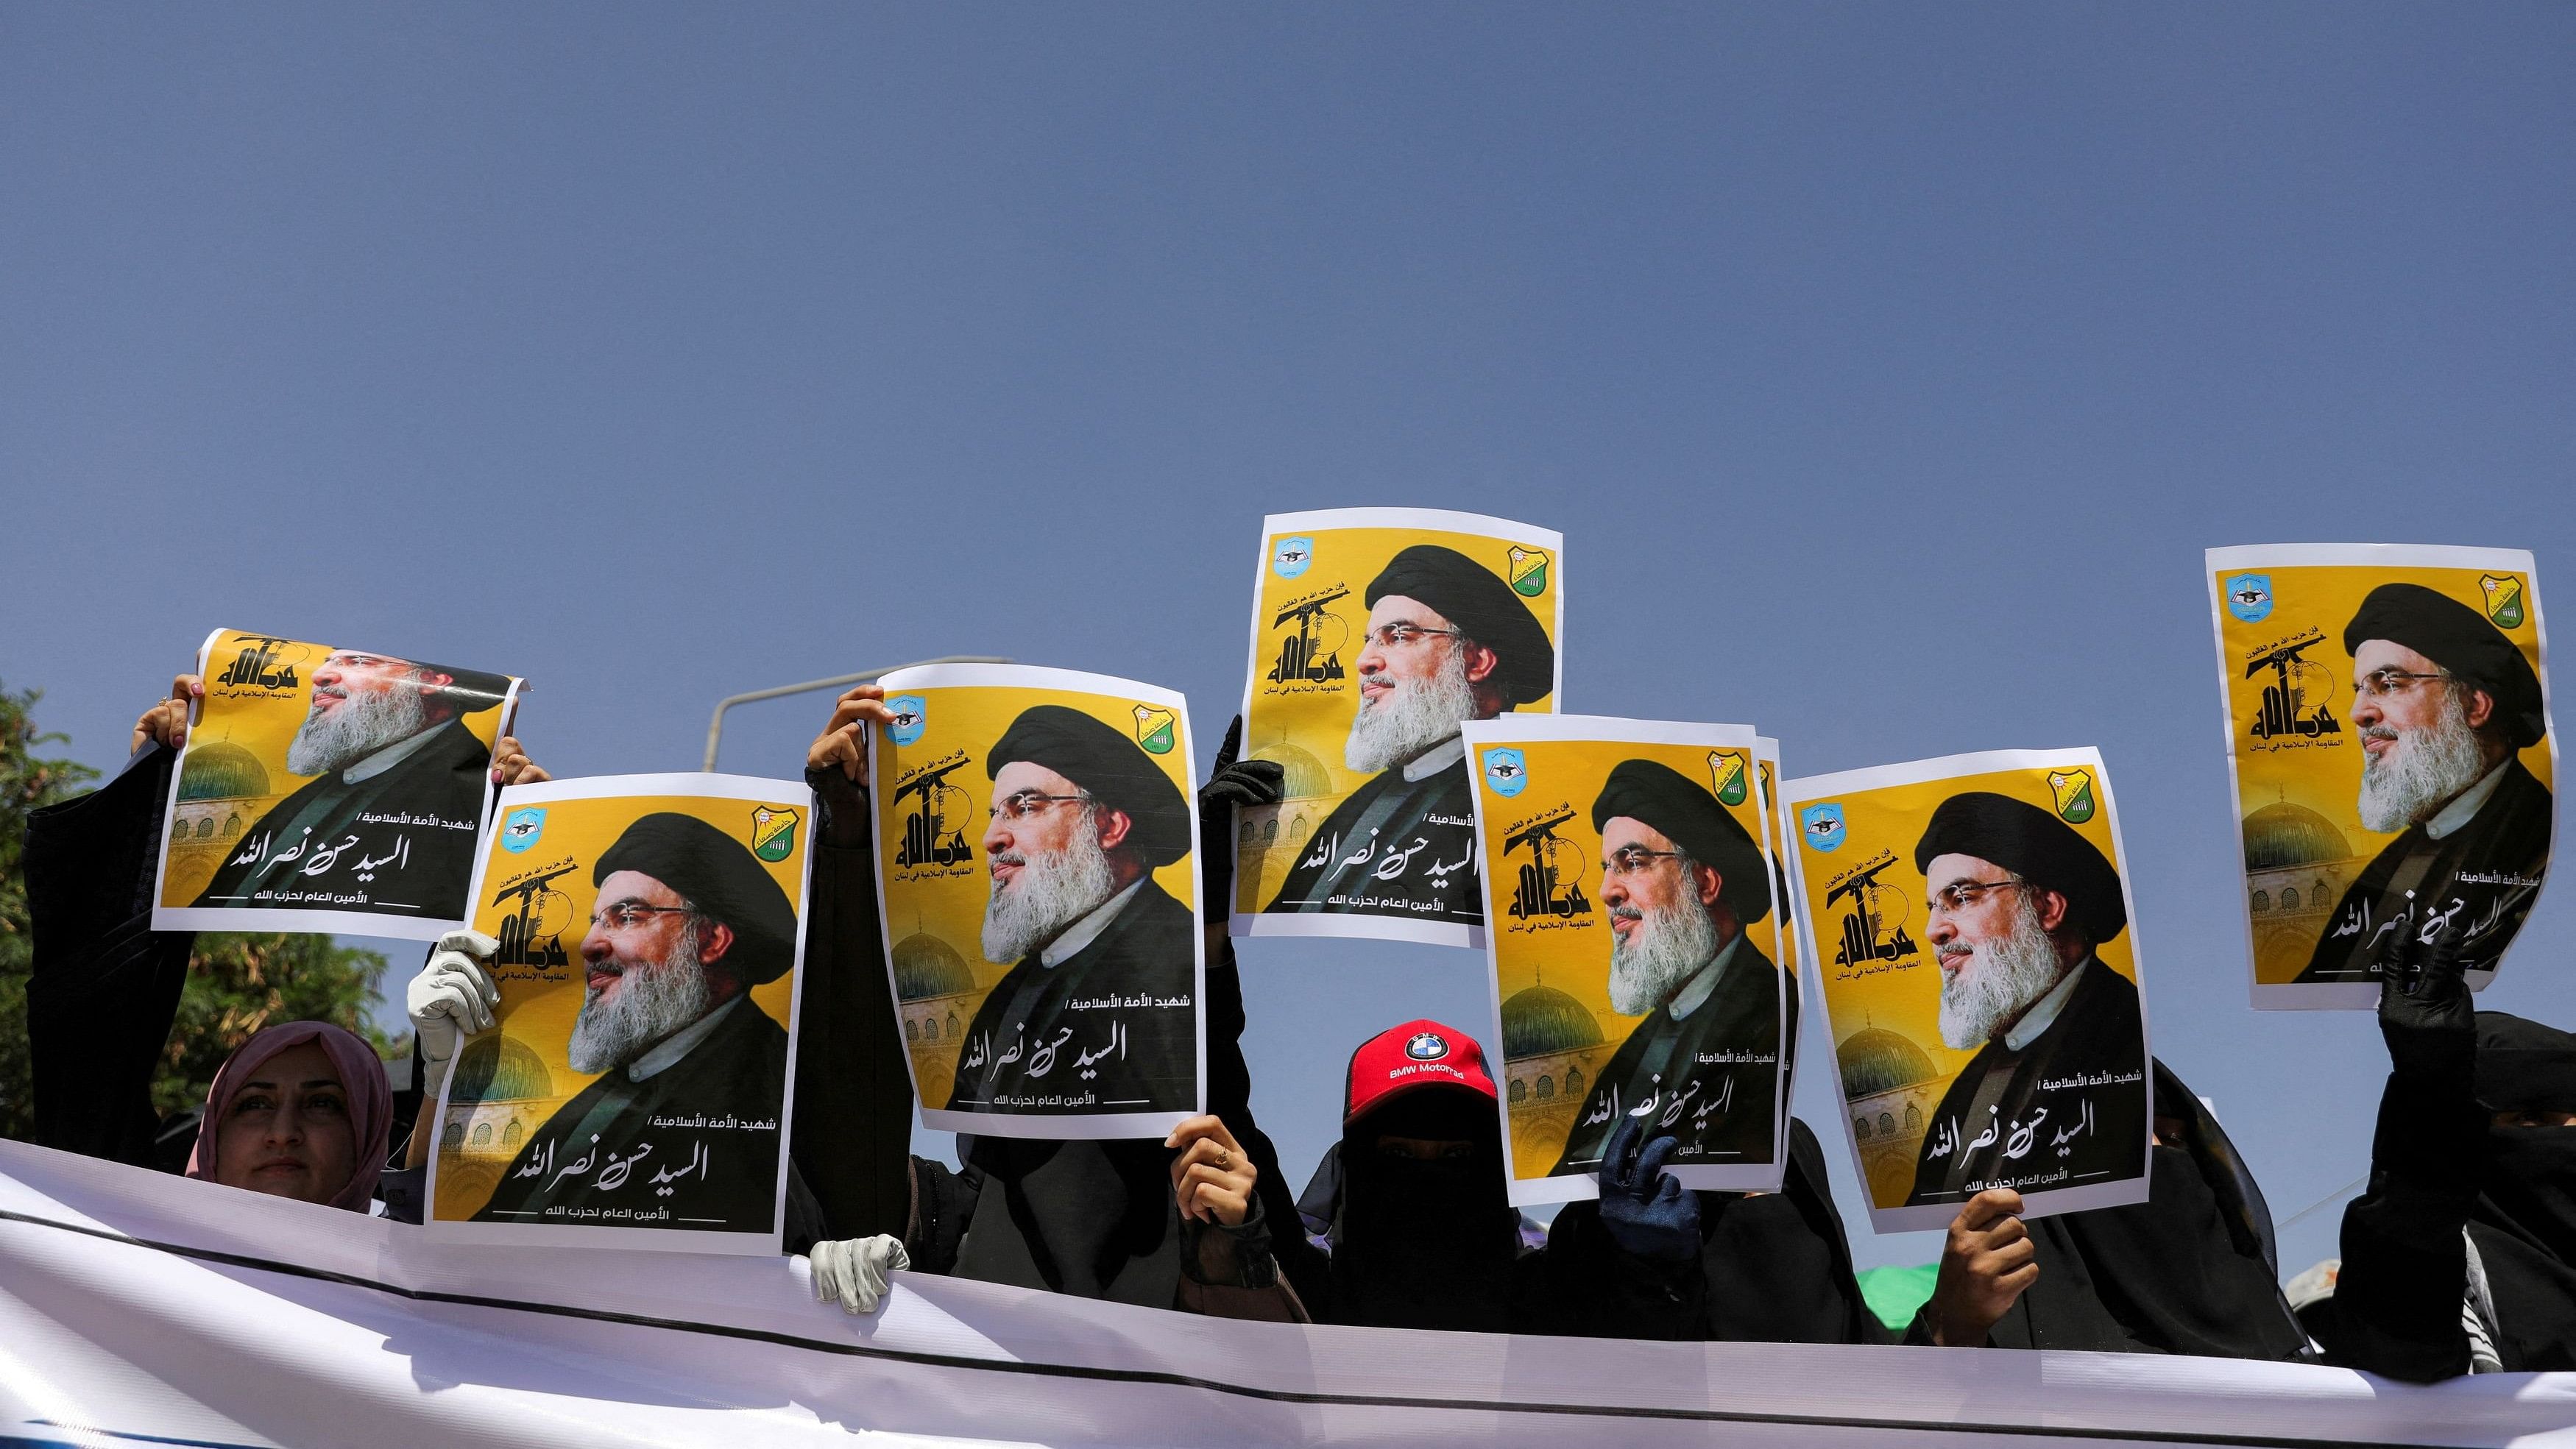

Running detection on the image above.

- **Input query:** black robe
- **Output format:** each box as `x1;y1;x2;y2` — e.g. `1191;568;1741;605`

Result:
25;746;200;1166
1263;751;1482;930
475;996;790;1235
193;717;495;921
1536;1119;1885;1344
1907;958;2148;1209
1906;1060;2308;1358
948;878;1196;1118
2297;758;2552;983
1553;937;1783;1175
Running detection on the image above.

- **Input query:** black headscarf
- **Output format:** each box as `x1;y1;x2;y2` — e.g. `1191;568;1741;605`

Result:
2467;1012;2576;1367
1988;1060;2307;1358
1298;1085;1524;1331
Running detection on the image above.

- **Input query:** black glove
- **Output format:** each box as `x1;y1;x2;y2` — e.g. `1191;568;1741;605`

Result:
1595;1113;1700;1264
1196;716;1284;917
2378;912;2476;1088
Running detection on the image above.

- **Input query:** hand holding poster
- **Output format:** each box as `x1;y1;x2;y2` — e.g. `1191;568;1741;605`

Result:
871;664;1203;1139
427;773;813;1253
1782;749;2151;1233
1464;715;1788;1202
2206;545;2556;1008
1234;509;1565;947
152;628;522;939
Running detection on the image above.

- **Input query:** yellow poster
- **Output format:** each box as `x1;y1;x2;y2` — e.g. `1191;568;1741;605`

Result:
871;663;1203;1140
151;628;520;940
1233;508;1565;948
426;773;813;1254
1782;749;2151;1233
1463;715;1786;1203
2206;545;2556;1009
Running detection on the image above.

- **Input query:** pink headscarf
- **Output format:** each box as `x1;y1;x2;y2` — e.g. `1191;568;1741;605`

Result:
184;1021;394;1214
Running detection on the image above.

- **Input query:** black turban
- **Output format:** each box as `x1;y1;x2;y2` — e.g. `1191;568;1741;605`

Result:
1365;544;1556;708
2343;582;2547;749
1914;791;2126;943
988;704;1192;868
1590;759;1770;926
595;812;800;985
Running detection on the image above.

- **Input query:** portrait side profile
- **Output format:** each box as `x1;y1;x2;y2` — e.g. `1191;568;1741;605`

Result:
1906;791;2145;1208
1264;543;1555;924
2294;582;2552;985
469;810;799;1233
1551;758;1780;1175
183;642;513;921
949;704;1200;1117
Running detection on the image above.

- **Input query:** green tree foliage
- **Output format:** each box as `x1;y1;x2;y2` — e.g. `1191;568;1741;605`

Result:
0;680;389;1139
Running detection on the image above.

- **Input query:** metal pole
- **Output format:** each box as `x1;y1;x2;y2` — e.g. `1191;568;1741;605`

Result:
702;656;1011;771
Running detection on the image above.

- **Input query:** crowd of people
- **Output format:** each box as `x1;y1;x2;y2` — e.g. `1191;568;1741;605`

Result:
15;669;2574;1381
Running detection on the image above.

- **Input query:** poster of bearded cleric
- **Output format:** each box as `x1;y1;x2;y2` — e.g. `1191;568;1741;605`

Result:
1463;715;1789;1202
1233;509;1565;948
870;663;1203;1139
1781;750;2152;1233
2207;545;2556;1010
425;774;813;1253
151;628;522;940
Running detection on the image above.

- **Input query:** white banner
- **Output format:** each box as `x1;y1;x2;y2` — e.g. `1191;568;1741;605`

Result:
1;1139;2570;1448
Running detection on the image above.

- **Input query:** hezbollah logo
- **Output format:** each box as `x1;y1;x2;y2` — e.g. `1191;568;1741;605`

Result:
1133;704;1176;755
2482;574;2527;630
751;806;801;863
2047;769;2096;825
1707;748;1749;807
1507;545;1549;598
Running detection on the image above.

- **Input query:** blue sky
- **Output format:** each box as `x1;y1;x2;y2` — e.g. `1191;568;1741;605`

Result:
4;5;2570;1274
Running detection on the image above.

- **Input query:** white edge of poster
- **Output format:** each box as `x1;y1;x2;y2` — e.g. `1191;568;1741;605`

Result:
423;770;815;1256
1754;735;1793;1175
2207;545;2552;1009
149;630;523;941
871;662;1205;1141
1780;746;2151;1233
1231;507;1565;946
1462;714;1784;1205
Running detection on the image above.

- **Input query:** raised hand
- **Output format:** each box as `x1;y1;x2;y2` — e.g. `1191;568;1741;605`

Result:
133;673;201;754
1926;1188;2036;1347
1595;1113;1700;1262
808;684;896;783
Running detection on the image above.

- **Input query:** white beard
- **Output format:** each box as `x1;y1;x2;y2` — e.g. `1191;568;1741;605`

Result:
1607;888;1721;1016
2358;693;2488;833
1936;894;2067;1049
982;821;1117;963
567;926;715;1075
1345;644;1479;774
286;685;431;776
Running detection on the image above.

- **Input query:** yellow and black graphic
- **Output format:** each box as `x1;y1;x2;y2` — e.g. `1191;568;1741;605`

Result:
431;780;810;1250
2209;550;2554;998
1239;509;1565;942
155;628;520;940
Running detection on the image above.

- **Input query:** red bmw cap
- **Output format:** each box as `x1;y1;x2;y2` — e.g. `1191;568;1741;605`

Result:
1342;1019;1498;1124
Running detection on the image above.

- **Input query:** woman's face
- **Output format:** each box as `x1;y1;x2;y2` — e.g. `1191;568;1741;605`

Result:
212;1040;357;1205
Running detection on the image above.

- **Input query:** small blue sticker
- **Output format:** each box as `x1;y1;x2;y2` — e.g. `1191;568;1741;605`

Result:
1801;803;1847;853
1483;747;1529;798
2225;573;2274;623
1272;536;1314;579
885;695;927;748
500;807;545;854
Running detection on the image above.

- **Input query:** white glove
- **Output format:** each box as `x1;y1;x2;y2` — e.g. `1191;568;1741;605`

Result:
406;929;500;1080
810;1234;910;1315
